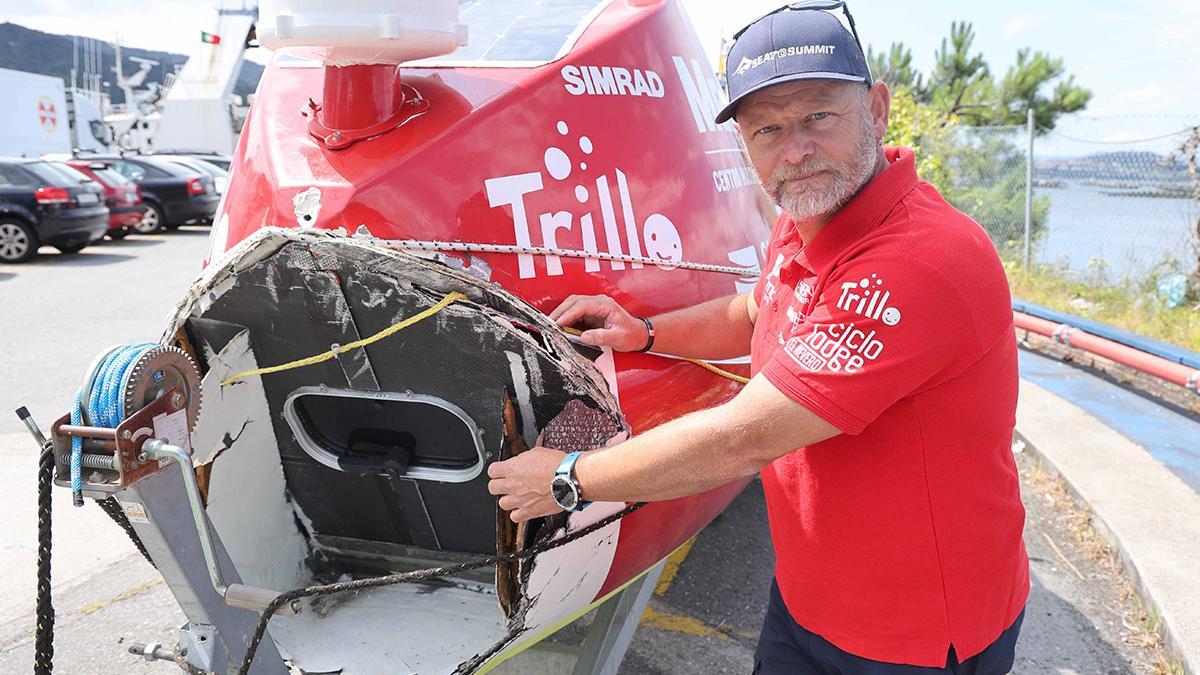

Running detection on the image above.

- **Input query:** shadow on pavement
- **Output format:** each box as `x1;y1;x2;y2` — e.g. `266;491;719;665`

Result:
28;250;137;267
164;226;212;237
100;238;167;249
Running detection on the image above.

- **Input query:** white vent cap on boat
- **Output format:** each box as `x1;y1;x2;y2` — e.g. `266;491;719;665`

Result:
257;0;468;66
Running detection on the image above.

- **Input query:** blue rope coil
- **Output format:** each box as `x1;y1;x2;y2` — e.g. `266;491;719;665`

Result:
70;343;157;506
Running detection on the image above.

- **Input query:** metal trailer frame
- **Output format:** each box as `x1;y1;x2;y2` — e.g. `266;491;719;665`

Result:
569;561;664;675
114;443;661;674
115;461;286;674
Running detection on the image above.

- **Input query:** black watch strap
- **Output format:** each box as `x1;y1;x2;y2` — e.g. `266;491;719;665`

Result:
638;316;656;353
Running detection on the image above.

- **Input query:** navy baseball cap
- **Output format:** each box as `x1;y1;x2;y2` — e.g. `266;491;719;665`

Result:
716;2;873;124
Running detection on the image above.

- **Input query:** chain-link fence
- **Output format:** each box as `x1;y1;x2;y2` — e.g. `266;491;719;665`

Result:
929;115;1200;295
941;124;1032;259
1032;116;1199;287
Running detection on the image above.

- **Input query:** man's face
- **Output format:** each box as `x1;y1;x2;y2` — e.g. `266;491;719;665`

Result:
736;80;886;224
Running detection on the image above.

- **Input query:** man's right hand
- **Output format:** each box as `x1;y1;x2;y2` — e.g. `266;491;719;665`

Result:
549;295;650;352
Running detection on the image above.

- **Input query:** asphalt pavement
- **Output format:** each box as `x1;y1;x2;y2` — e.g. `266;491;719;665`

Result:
0;229;1167;673
0;227;211;436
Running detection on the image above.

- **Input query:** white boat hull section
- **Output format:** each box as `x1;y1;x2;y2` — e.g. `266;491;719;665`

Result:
506;503;625;652
269;581;508;673
193;329;311;594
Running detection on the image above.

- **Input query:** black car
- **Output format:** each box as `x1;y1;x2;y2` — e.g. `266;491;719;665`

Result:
86;155;220;233
153;149;232;171
0;158;108;263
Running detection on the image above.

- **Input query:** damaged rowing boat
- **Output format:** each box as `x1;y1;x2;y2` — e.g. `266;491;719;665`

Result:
26;0;777;672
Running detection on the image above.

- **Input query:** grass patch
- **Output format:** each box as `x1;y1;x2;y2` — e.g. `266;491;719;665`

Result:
1004;261;1200;352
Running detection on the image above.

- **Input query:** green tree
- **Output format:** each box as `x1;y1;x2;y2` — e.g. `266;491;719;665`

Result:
883;91;1051;254
943;129;1051;257
866;43;924;96
883;89;952;193
927;22;994;121
991;49;1092;128
871;21;1093;132
873;22;1087;252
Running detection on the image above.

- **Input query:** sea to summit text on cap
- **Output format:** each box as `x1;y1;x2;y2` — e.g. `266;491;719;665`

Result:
734;45;837;76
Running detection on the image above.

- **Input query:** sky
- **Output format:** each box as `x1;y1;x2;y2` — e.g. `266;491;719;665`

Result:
7;0;1199;151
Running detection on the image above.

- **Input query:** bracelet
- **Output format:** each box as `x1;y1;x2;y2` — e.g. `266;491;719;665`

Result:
638;316;656;353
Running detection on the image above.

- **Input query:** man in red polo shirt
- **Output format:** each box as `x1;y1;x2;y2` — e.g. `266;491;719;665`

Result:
488;3;1028;672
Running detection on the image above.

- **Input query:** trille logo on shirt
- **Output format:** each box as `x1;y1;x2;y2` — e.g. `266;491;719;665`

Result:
836;274;902;326
784;322;885;374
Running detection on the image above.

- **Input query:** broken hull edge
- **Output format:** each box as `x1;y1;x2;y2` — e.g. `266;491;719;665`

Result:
163;228;752;672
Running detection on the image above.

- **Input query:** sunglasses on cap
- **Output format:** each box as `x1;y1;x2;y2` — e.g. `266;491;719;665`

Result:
732;0;873;83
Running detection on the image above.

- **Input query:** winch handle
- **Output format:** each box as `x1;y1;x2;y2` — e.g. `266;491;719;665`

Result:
141;439;298;617
15;407;50;449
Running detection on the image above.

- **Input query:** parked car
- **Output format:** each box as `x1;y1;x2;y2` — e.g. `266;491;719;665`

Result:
65;160;146;240
0;157;108;263
156;155;229;195
82;154;219;233
153;149;232;171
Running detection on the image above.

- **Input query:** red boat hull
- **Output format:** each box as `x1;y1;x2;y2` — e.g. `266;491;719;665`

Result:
209;0;773;615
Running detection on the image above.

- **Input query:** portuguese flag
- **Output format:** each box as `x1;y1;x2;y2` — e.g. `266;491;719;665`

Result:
201;31;222;45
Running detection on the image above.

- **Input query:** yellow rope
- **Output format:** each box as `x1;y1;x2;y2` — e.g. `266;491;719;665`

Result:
220;291;468;386
684;358;750;384
562;328;749;384
219;289;748;387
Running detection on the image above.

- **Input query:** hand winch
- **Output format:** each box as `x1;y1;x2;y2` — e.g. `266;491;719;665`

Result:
54;344;203;499
17;343;297;675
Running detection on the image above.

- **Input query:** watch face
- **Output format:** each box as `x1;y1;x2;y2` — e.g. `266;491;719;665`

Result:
551;475;578;510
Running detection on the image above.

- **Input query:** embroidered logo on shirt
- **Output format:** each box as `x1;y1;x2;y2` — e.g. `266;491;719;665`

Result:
794;280;813;306
784;322;885;374
786;305;806;334
836;274;902;326
761;253;786;305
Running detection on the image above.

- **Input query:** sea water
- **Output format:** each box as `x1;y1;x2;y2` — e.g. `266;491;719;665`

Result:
1034;182;1200;282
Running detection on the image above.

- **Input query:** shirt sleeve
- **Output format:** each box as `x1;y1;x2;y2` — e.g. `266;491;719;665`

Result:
761;254;982;435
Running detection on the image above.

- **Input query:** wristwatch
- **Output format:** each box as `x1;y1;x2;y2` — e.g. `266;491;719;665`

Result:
551;451;591;512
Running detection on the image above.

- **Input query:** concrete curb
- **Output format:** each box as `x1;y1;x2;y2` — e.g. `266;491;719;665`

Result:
1016;380;1200;674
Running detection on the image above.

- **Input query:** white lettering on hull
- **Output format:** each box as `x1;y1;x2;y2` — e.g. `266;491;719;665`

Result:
562;65;665;98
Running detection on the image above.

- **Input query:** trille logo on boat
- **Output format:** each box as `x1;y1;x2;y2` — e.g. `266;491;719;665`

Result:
727;244;765;294
836;274;902;326
785;322;885;374
485;120;683;280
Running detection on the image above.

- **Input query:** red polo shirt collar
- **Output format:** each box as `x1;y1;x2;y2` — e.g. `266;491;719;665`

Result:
787;147;919;275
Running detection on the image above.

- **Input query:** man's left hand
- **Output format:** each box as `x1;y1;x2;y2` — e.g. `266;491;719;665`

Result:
487;446;568;523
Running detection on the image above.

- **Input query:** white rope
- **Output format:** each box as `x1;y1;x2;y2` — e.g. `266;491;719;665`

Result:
366;237;759;276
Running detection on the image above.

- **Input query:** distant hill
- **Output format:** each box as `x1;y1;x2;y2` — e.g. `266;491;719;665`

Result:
0;22;263;105
1036;151;1190;185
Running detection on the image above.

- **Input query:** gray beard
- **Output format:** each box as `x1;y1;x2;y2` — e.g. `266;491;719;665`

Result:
769;116;880;224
